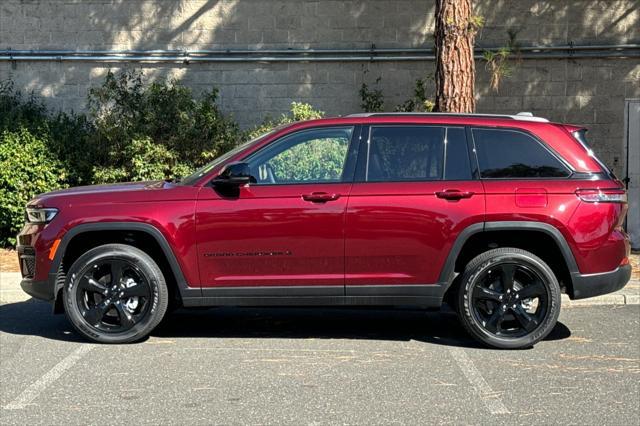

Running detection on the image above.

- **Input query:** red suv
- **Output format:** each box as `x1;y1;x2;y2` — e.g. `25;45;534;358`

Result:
17;112;631;349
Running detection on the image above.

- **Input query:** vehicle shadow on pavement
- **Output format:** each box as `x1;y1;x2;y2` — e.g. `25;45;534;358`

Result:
0;299;86;343
0;299;571;348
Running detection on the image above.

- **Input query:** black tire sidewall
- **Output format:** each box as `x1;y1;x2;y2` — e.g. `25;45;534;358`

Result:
64;244;168;344
458;249;561;349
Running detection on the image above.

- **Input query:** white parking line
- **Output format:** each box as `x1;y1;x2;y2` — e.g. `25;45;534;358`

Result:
3;344;95;410
449;347;510;415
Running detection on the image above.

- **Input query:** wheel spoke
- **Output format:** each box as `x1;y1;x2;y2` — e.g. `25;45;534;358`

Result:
82;301;110;326
473;286;502;302
81;275;106;294
512;306;539;332
121;282;150;299
517;280;546;300
110;260;126;286
113;301;135;329
500;264;515;292
483;309;504;334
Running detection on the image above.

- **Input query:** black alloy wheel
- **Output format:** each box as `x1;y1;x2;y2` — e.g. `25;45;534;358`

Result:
64;244;168;343
469;262;548;338
75;258;152;333
457;248;561;349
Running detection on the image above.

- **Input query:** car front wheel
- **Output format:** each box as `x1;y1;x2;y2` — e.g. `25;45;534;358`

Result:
456;248;561;349
63;244;168;343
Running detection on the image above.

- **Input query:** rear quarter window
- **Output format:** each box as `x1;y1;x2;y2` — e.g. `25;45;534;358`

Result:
473;128;571;178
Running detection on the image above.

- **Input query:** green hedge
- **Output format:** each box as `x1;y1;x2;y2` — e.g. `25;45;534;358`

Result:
88;70;242;183
0;72;325;247
0;128;68;246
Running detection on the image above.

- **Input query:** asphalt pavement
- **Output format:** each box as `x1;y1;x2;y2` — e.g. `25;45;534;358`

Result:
1;297;638;425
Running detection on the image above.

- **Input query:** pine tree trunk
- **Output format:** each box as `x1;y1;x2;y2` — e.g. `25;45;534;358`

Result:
434;0;476;113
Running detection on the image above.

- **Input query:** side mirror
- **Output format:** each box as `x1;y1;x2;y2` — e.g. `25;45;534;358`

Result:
213;162;256;186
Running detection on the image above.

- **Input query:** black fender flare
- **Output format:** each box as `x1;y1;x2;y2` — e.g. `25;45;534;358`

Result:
438;221;579;291
49;222;199;306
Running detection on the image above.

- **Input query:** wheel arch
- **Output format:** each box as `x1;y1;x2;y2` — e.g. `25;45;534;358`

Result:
50;222;196;313
440;221;580;305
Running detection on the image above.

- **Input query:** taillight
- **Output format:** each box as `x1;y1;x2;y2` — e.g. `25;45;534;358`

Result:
576;188;627;203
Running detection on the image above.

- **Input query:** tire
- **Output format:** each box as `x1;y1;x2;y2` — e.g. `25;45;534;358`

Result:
63;244;168;343
456;248;561;349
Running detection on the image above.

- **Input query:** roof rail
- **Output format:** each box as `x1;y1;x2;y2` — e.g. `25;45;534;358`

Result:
344;112;549;123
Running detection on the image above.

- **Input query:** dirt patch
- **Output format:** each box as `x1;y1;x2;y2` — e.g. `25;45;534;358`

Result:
0;248;20;273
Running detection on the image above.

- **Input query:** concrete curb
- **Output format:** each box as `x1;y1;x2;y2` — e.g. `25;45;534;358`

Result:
1;272;639;306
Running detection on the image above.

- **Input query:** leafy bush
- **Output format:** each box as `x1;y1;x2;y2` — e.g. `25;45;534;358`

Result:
0;73;329;246
359;77;385;112
246;102;324;140
0;82;94;185
357;75;436;113
93;138;192;183
88;70;242;182
0;128;67;246
395;77;435;112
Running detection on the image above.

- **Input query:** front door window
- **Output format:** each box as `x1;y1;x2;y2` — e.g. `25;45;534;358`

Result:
247;127;353;184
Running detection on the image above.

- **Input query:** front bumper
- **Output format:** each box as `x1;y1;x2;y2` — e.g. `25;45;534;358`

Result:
570;264;632;300
20;278;55;301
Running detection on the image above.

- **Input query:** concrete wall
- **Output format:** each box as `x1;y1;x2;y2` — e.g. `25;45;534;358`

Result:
1;0;639;174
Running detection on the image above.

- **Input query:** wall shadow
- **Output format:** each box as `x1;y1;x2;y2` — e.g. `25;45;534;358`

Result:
0;0;637;170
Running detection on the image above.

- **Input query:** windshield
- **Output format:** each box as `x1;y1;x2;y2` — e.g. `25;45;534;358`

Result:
179;128;279;185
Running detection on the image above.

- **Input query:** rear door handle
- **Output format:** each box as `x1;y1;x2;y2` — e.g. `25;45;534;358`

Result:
436;189;475;200
302;192;341;203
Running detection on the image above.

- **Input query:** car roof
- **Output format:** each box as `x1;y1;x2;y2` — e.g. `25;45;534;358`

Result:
344;112;549;123
280;112;556;131
270;112;602;174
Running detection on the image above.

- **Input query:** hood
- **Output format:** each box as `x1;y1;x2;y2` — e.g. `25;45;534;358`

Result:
41;181;166;197
27;180;190;208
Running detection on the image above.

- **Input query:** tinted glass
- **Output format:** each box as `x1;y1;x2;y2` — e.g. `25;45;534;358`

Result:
365;126;472;182
248;127;352;184
473;128;570;178
367;126;445;181
444;127;472;180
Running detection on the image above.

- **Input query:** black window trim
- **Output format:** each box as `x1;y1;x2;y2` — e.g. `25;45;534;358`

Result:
353;123;475;184
238;124;361;186
469;125;575;180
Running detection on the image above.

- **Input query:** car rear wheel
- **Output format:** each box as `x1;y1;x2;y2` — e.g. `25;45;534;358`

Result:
456;248;561;349
63;244;168;343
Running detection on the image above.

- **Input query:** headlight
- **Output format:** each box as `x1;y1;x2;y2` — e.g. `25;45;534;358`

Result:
25;207;58;224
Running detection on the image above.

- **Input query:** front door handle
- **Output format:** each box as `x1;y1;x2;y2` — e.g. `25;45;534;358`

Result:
302;192;341;203
436;189;475;200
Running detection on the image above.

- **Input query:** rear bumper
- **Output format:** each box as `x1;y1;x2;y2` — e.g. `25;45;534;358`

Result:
570;264;632;300
20;278;55;301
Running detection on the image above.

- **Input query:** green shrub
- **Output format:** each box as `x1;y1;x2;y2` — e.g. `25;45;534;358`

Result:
359;77;385;112
93;138;192;183
88;70;242;179
246;102;325;140
395;77;435;112
0;82;94;185
0;74;328;246
0;128;67;246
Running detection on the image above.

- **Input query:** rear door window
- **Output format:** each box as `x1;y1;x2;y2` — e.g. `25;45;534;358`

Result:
365;126;471;182
472;128;571;178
